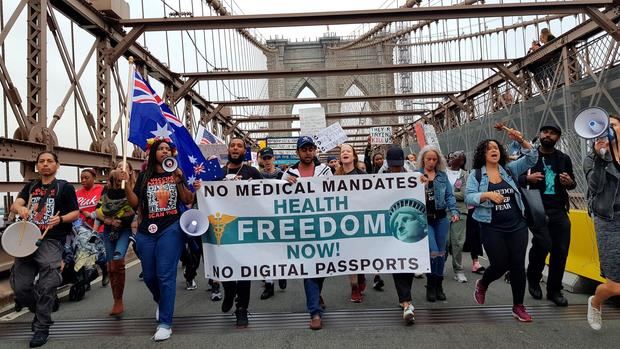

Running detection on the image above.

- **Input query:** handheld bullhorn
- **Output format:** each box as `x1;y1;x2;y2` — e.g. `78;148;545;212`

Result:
162;156;178;173
180;209;210;236
574;107;611;139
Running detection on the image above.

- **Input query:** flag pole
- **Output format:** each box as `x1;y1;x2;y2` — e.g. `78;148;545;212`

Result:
122;56;135;189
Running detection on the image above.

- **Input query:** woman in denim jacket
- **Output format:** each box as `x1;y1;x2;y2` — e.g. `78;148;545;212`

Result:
465;128;537;322
584;115;620;331
417;145;460;302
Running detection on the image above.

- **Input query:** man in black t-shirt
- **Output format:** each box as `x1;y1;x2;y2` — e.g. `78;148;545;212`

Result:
219;138;262;328
10;151;79;348
519;125;576;306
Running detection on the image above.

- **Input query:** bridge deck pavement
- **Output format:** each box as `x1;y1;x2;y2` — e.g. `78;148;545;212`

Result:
0;255;617;348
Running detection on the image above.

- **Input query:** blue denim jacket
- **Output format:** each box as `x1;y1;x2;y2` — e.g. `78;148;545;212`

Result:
464;148;538;223
418;169;459;217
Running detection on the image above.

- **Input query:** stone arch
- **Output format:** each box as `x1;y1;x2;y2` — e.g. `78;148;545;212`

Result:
339;77;380;112
285;78;322;115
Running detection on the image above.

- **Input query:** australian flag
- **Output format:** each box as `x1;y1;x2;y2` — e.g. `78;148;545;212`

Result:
128;71;223;187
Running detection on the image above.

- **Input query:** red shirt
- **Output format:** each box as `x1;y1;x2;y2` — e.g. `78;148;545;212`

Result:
76;184;104;232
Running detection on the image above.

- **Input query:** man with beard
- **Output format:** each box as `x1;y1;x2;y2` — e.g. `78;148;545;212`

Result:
519;124;576;306
364;136;385;174
282;136;332;330
220;137;262;327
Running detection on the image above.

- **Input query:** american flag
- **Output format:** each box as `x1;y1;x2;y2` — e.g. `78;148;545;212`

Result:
128;71;223;185
196;125;224;145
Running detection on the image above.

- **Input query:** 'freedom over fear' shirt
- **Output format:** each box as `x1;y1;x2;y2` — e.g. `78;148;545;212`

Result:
134;172;183;234
481;179;526;233
17;180;79;241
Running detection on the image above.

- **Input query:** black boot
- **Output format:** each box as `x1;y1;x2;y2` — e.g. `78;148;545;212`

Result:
435;276;446;301
425;274;436;302
260;282;275;300
235;307;249;328
29;330;49;348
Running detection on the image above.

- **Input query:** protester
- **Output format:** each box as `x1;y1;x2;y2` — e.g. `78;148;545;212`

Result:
364;136;385;174
282;136;332;330
584;115;620;330
96;166;136;317
334;144;376;302
75;168;108;286
326;156;339;174
257;146;286;299
466;128;537;322
446;151;469;283
417;145;459;302
540;28;556;44
10;151;79;347
219;137;262;327
122;137;197;341
519;125;575;306
406;153;417;172
357;162;367;172
385;145;417;324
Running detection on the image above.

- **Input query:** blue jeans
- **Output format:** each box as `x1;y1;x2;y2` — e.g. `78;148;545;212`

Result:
428;217;450;277
136;221;184;328
103;226;131;262
304;278;324;318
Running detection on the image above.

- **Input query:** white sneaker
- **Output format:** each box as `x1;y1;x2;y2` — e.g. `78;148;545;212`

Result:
454;272;468;283
402;304;415;324
152;326;172;341
155;307;159;322
185;280;197;290
587;296;602;330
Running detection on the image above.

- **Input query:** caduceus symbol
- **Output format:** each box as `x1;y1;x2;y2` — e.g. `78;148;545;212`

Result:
208;212;237;246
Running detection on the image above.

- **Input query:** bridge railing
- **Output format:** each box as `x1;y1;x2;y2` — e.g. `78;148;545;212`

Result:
437;34;620;211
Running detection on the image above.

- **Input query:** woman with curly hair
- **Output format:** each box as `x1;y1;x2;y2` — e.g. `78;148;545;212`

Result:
465;128;537;322
121;137;198;341
417;145;460;302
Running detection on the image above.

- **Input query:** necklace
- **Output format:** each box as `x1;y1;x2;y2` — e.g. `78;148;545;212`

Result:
226;164;244;178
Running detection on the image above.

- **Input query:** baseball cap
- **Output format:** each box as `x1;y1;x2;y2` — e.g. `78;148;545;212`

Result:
259;147;274;159
296;136;316;149
540;124;562;136
327;156;337;162
386;146;404;167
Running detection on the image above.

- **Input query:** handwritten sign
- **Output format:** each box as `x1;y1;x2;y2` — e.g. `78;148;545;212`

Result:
299;107;326;137
423;124;441;150
313;123;348;152
371;126;393;144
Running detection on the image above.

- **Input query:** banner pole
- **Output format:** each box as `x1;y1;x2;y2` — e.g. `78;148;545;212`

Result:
121;57;135;189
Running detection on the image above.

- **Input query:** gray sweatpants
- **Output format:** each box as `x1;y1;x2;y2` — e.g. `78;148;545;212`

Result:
10;239;63;331
447;217;467;273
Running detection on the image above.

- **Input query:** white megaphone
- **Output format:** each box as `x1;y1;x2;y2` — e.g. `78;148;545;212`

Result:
162;156;178;173
180;209;209;236
574;107;610;139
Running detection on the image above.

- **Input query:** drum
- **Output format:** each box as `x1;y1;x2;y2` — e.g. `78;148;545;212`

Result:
1;221;40;257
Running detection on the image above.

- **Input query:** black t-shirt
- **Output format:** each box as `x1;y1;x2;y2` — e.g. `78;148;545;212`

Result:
17;179;79;241
345;168;366;175
425;180;438;219
134;172;183;234
222;164;262;181
482;180;526;232
523;150;574;211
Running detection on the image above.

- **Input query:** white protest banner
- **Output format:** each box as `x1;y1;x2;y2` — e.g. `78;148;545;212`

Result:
299;107;326;137
198;173;430;281
423;124;441;150
371;126;393;144
313;122;348;152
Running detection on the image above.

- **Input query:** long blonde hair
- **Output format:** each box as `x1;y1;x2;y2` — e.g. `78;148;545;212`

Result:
335;144;358;176
417;145;447;172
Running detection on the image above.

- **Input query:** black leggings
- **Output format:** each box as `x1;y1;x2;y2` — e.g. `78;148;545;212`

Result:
479;223;528;305
392;273;414;303
223;281;251;309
